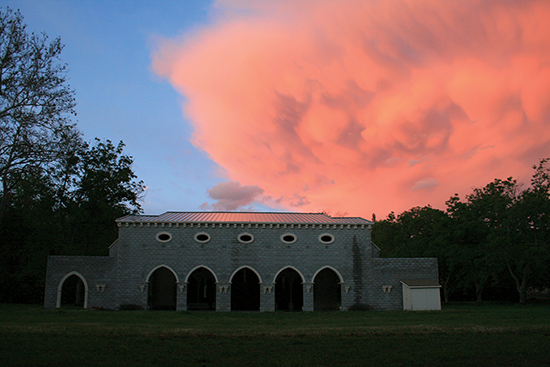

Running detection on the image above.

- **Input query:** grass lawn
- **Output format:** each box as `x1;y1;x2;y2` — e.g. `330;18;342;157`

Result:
1;302;549;366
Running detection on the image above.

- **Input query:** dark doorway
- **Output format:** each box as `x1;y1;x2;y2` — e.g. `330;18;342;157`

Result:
148;267;177;310
313;268;341;311
187;267;216;311
60;274;85;308
275;268;303;311
231;268;260;311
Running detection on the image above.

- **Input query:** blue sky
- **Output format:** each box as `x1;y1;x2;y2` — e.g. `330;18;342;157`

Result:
4;0;257;214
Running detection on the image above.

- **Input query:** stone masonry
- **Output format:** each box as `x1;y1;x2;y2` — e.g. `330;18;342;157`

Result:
44;212;439;311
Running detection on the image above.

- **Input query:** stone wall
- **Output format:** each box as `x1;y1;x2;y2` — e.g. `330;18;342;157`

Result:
44;220;439;311
44;256;116;309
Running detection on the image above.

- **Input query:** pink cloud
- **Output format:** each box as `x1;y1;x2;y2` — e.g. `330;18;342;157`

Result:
203;181;264;210
153;0;550;217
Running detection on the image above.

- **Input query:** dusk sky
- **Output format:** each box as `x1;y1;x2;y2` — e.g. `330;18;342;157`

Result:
6;0;550;219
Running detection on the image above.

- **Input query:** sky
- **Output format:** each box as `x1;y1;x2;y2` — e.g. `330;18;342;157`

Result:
4;0;550;219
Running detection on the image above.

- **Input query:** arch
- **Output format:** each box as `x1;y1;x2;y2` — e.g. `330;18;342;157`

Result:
185;265;219;284
274;268;303;311
272;266;306;284
56;271;89;309
145;265;180;284
230;267;261;311
147;266;177;310
186;267;217;311
313;267;342;311
229;266;263;284
311;266;345;284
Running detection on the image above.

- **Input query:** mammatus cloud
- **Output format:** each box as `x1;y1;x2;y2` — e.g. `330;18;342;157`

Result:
201;181;264;210
153;0;550;217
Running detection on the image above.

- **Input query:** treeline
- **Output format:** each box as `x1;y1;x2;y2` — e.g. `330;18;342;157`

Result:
0;139;144;303
373;159;550;304
0;8;144;303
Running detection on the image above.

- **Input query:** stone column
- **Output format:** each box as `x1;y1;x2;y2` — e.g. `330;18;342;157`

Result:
176;282;187;311
260;284;275;312
216;284;231;312
302;283;314;311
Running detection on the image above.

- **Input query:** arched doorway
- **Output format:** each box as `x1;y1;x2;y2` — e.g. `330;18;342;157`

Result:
60;274;86;308
275;268;303;311
187;267;216;311
313;268;342;311
231;267;260;311
148;267;177;310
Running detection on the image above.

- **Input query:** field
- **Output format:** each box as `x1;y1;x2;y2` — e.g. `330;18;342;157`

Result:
1;302;549;366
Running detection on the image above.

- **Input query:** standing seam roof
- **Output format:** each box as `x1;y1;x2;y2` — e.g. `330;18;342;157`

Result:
117;212;372;225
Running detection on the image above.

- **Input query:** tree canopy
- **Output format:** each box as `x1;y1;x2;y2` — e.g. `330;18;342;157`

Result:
0;8;144;303
0;7;80;221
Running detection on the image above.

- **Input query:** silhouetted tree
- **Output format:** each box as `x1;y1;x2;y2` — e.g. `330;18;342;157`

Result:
0;7;80;222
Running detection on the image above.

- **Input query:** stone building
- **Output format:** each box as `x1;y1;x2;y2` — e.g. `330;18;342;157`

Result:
43;211;439;311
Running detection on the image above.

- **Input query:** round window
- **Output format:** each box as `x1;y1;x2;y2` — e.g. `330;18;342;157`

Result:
238;233;254;244
319;233;335;244
194;232;211;243
156;232;172;243
281;233;297;244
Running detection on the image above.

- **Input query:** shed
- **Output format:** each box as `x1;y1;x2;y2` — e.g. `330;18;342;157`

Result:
401;279;441;311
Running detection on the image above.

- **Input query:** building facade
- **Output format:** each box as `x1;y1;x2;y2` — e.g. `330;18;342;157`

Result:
43;212;439;311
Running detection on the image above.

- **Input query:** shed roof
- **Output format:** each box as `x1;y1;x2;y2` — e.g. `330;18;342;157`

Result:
401;279;441;288
117;211;372;225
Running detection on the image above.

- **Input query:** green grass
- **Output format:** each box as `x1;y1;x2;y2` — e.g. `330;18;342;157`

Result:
1;302;550;366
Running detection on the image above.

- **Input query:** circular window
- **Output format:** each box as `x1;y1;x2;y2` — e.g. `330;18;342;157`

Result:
156;232;172;243
194;232;211;243
238;232;254;244
319;233;335;244
281;233;297;244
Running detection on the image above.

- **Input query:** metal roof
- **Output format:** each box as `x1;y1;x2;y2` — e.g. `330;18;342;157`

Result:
117;211;372;225
401;279;441;288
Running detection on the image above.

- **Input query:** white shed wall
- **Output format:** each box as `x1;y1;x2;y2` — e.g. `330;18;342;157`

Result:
402;285;441;311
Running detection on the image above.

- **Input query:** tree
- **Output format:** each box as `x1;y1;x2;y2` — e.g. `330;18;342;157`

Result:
0;7;80;222
66;139;144;255
453;167;550;304
0;139;144;302
505;160;550;303
446;193;504;304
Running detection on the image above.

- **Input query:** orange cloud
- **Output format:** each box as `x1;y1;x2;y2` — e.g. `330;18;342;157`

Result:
152;0;550;217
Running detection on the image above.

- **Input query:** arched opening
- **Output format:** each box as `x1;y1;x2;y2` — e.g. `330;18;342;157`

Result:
187;267;216;311
60;274;86;308
231;267;260;311
148;267;177;310
275;268;303;311
313;268;341;311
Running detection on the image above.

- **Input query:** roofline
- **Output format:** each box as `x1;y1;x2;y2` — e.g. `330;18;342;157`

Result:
116;211;373;226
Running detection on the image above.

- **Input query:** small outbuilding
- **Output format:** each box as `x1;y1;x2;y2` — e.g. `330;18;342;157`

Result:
401;279;441;311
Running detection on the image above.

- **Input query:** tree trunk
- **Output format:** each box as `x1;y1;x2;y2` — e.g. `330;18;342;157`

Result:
0;178;9;224
442;272;451;304
504;255;530;305
475;272;490;306
475;283;484;305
